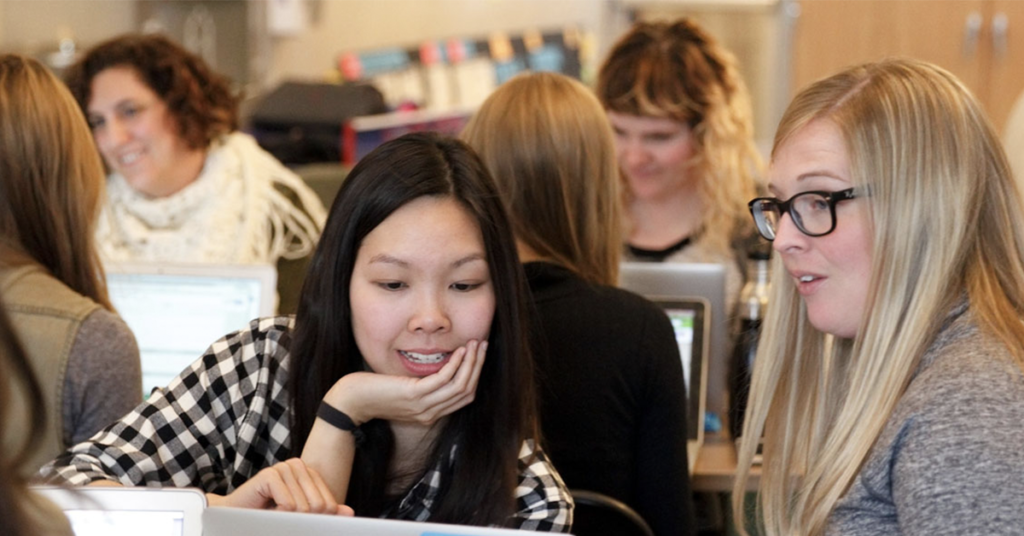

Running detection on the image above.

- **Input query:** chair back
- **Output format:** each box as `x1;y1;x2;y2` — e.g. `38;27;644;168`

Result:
570;489;655;536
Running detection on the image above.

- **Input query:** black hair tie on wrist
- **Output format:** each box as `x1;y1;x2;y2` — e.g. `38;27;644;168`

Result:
317;402;366;445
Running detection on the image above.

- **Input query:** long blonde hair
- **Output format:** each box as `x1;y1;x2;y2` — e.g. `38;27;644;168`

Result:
733;58;1024;536
462;72;622;286
596;18;762;253
0;54;112;310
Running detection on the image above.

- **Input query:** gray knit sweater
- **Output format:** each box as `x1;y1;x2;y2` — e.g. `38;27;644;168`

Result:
827;304;1024;535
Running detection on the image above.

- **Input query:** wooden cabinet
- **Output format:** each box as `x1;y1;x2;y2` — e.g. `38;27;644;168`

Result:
792;0;1024;132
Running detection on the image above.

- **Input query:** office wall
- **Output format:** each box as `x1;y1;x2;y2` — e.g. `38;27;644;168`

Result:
0;0;136;55
0;0;613;90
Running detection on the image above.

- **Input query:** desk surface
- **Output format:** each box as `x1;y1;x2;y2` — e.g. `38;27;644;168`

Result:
692;436;760;493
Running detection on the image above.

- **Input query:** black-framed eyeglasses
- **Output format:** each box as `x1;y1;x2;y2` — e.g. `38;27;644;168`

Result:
748;188;860;241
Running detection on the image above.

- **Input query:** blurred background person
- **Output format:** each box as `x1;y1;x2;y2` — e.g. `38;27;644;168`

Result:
463;71;695;536
596;18;763;309
64;33;327;314
0;53;140;472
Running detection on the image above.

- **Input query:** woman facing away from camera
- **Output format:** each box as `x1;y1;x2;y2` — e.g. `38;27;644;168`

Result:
43;133;573;531
0;289;74;536
462;71;694;536
64;33;326;313
0;54;140;472
596;18;763;308
0;291;73;536
734;58;1024;535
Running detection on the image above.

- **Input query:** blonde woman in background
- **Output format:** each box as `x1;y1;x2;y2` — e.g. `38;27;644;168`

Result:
596;18;763;308
463;72;694;536
0;54;140;471
735;58;1024;535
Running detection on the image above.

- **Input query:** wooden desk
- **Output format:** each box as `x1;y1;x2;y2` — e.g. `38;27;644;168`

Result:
692;436;760;493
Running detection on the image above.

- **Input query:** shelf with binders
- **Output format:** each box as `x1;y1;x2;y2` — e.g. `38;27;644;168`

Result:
336;27;590;165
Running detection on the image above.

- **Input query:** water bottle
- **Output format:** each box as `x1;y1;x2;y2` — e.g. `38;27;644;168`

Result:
728;243;771;441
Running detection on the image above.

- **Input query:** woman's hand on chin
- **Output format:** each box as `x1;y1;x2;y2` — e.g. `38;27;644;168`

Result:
205;458;354;516
327;340;488;427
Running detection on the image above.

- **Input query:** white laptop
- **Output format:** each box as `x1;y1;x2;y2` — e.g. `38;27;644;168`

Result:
105;262;277;396
646;297;710;475
32;486;206;536
618;262;728;431
202;507;552;536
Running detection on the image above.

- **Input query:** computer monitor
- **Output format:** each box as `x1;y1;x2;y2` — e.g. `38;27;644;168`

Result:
105;262;277;396
618;262;729;429
34;486;206;536
646;297;709;474
202;506;551;536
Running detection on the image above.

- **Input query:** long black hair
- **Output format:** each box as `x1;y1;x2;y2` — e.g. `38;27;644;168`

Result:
288;133;536;526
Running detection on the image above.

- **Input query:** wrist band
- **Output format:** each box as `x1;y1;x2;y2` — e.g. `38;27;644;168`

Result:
317;402;366;445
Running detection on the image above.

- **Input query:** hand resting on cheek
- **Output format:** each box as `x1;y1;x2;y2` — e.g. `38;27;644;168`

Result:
328;339;488;427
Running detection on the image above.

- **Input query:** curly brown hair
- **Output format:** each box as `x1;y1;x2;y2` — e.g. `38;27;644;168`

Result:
64;33;239;150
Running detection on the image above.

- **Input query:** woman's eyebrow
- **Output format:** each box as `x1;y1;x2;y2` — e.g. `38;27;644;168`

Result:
796;169;846;182
453;254;486;268
366;253;485;269
368;254;408;268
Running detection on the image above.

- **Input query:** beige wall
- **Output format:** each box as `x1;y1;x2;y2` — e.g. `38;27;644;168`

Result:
0;0;136;54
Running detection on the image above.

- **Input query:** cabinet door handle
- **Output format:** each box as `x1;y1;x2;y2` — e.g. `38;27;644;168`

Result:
964;11;983;57
993;12;1009;59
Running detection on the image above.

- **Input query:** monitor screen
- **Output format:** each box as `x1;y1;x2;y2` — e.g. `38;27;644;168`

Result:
619;262;726;430
664;306;696;400
33;487;205;536
64;510;186;536
652;299;708;442
108;271;267;395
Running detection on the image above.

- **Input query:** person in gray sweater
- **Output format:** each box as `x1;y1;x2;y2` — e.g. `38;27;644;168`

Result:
734;58;1024;536
0;54;140;473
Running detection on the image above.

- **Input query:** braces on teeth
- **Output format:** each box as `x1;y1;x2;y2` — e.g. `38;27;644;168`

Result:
400;350;449;364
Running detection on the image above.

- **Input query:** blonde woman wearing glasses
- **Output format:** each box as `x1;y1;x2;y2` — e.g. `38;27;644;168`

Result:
736;58;1024;535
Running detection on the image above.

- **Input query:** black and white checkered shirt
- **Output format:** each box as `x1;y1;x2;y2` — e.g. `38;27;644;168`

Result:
42;316;572;532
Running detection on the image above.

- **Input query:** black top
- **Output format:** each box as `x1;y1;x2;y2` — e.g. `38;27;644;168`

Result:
626;235;693;262
524;262;696;536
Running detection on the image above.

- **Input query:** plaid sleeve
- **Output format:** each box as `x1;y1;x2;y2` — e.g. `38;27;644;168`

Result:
40;317;294;491
510;439;574;533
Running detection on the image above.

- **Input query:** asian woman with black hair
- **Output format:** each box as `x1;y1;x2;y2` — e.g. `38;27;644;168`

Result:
44;133;572;531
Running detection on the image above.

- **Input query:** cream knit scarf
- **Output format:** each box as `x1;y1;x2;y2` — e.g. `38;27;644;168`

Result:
96;132;327;265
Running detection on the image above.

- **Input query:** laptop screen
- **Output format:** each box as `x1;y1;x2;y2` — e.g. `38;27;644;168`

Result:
652;298;709;443
106;263;277;395
666;307;697;400
618;262;725;431
33;487;205;536
63;510;186;536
